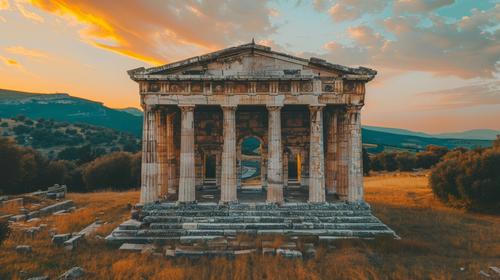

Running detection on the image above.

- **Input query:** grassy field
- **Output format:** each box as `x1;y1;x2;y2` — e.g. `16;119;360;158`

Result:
0;172;499;279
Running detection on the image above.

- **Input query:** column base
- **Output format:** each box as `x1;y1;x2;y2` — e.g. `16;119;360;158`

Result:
218;200;238;206
176;200;197;206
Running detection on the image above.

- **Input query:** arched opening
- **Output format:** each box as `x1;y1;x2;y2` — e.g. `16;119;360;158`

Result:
240;136;262;190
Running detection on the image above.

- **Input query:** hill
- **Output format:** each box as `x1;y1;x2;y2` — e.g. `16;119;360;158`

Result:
362;128;492;153
0;116;140;159
0;89;142;136
365;125;500;140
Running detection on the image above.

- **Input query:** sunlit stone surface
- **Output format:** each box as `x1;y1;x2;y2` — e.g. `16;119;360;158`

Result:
107;43;396;244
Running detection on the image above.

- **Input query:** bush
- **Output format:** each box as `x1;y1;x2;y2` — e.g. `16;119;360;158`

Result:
416;145;449;169
0;219;10;246
429;142;500;212
395;152;416;171
82;152;140;191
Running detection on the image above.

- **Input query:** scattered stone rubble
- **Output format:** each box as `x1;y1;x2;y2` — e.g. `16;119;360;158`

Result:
58;267;85;279
15;245;32;254
47;184;67;199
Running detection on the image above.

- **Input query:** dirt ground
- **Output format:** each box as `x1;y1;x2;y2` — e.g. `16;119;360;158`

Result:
1;172;499;279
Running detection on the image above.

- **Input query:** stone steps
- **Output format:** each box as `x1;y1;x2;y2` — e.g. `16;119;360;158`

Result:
142;215;378;224
143;210;373;217
106;202;397;245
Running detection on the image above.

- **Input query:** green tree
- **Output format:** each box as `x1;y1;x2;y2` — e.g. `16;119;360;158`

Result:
395;152;417;171
430;147;500;212
82;152;138;191
362;148;370;176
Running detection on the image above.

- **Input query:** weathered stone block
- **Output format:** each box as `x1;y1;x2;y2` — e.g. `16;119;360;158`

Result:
16;245;32;254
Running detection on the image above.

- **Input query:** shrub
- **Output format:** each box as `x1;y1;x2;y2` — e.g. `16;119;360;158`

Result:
82;152;139;191
429;144;500;212
0;219;10;246
395;152;416;171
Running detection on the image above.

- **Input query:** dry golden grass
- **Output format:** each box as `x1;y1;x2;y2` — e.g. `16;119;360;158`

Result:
0;174;499;279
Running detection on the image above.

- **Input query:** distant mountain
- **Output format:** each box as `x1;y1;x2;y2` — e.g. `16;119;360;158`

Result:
434;129;500;140
364;125;499;141
0;88;142;136
362;128;492;154
117;107;143;117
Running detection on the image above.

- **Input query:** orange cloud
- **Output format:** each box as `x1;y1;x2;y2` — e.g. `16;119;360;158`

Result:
0;55;23;68
16;0;43;22
5;46;48;59
0;0;9;10
28;0;276;66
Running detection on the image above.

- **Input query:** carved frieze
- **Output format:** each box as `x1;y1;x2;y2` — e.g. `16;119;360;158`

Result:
301;81;313;92
256;82;269;93
233;82;248;93
213;82;225;94
169;82;186;93
279;82;291;93
343;81;355;93
191;82;203;93
323;83;334;92
148;82;161;92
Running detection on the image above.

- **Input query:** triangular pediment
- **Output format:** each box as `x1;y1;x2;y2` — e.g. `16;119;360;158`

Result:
128;43;376;79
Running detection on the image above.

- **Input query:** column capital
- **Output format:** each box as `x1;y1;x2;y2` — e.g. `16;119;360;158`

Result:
346;104;363;113
178;104;195;112
221;105;237;112
266;105;283;111
309;104;326;110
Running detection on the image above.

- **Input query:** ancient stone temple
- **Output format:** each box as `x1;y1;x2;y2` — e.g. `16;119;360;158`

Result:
107;43;396;245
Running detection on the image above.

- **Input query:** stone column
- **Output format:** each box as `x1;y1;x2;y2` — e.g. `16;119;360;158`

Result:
220;105;237;203
140;105;159;204
308;105;326;203
166;110;177;195
156;109;168;198
266;105;284;203
178;105;196;203
337;109;349;199
347;105;364;202
326;109;339;194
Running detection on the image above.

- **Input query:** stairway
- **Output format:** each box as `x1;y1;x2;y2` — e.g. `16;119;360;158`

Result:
106;202;397;245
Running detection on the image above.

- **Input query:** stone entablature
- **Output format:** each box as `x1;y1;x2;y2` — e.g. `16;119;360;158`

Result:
130;42;376;206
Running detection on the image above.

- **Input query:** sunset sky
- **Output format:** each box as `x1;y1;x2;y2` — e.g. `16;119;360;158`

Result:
0;0;498;133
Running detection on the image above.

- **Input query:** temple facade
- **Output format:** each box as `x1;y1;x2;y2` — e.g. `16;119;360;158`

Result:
129;42;376;205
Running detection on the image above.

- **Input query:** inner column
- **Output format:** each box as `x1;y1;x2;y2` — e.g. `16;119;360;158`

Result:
178;105;196;203
220;105;237;203
308;105;326;203
266;105;284;203
166;109;177;197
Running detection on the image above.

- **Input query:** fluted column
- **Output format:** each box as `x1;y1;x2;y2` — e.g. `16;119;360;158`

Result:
166;110;177;195
156;109;168;198
266;105;283;203
347;105;364;202
220;105;237;203
178;105;196;203
337;109;349;199
308;105;326;203
326;109;339;194
140;105;159;204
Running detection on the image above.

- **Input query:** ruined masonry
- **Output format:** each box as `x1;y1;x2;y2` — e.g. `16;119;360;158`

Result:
106;42;396;244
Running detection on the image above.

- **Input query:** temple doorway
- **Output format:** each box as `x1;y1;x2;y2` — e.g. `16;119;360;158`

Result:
204;154;216;185
288;153;301;186
240;136;262;190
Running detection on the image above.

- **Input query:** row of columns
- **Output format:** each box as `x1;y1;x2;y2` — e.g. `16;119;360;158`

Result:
140;104;364;205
